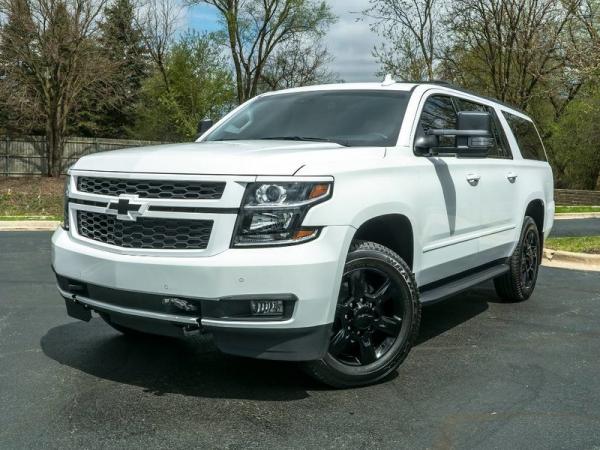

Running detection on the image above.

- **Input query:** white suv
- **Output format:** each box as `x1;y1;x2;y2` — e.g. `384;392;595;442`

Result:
52;81;554;387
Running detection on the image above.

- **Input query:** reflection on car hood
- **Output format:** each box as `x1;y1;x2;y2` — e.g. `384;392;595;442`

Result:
72;140;385;176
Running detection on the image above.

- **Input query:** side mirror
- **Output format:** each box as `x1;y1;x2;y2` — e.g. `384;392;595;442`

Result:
456;111;493;156
197;119;213;135
414;134;439;155
425;111;493;157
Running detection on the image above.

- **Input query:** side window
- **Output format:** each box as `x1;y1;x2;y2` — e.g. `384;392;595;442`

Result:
502;112;547;161
454;98;486;113
418;95;457;148
453;98;512;159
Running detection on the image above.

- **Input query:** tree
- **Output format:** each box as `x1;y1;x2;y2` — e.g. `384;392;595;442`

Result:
548;84;600;189
258;36;336;91
132;32;235;141
440;0;592;112
0;0;116;176
137;0;182;92
77;0;149;137
365;0;440;81
193;0;336;103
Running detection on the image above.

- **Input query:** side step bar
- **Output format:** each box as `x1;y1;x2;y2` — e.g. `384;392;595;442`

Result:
419;263;509;305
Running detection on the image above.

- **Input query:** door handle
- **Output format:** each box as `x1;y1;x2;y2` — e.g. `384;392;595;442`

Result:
506;172;518;183
466;173;481;185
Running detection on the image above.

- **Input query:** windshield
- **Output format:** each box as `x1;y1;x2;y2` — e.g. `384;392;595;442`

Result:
204;90;410;147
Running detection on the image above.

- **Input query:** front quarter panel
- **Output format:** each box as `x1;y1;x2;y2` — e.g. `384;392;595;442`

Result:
297;151;427;274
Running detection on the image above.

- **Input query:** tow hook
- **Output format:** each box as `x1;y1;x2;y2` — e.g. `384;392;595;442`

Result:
182;321;202;336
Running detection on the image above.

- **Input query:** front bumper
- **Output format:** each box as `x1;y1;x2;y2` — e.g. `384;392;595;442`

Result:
52;225;354;360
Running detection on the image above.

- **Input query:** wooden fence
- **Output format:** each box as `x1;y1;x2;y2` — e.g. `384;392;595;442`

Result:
555;189;600;206
0;136;162;176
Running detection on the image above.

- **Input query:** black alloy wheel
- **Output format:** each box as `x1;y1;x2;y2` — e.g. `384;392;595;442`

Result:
520;227;539;290
330;267;404;366
303;240;421;388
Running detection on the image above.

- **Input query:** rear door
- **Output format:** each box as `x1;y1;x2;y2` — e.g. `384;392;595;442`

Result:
501;111;554;239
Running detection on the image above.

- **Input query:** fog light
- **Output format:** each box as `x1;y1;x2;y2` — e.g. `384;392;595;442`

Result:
250;300;284;316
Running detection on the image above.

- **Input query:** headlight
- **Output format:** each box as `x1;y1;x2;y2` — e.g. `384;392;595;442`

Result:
62;175;71;230
231;181;332;247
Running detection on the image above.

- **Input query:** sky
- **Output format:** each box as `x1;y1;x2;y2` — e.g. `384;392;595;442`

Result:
185;0;382;83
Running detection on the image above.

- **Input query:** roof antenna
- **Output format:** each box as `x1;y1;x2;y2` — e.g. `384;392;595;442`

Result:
381;74;396;86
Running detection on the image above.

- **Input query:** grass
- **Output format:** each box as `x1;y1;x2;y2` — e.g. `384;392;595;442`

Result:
0;215;61;221
545;236;600;254
555;205;600;214
0;177;64;219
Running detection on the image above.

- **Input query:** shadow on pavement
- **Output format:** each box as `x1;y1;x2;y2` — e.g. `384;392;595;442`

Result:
41;317;319;401
40;284;499;399
417;282;500;344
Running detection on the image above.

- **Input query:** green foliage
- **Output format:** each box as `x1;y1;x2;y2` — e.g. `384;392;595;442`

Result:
555;206;600;213
547;86;600;190
545;236;600;254
131;32;235;141
72;0;150;138
0;0;118;175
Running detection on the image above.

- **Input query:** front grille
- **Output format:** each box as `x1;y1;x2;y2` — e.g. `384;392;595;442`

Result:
77;211;212;250
77;177;225;200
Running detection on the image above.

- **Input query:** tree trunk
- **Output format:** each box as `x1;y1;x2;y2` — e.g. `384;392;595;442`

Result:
225;11;244;104
45;110;64;177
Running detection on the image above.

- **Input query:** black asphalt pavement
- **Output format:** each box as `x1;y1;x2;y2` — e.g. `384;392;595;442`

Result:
550;218;600;237
1;231;600;449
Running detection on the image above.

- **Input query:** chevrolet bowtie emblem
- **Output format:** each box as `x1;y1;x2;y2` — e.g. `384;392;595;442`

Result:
106;195;148;221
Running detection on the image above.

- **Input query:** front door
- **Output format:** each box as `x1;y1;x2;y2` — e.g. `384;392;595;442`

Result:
413;94;485;286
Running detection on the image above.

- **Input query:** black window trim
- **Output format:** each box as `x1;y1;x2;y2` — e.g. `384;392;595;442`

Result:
411;90;513;159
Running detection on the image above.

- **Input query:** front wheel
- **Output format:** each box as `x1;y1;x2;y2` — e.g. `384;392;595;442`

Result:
303;240;421;388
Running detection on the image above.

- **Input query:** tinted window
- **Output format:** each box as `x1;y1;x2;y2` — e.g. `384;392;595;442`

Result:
206;91;410;147
502;112;546;161
454;98;486;112
418;95;457;147
454;98;511;159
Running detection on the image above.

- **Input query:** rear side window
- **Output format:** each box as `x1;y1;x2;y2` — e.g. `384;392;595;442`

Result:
502;112;547;161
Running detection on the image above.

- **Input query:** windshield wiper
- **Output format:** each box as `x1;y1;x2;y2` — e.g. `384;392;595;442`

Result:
260;136;349;146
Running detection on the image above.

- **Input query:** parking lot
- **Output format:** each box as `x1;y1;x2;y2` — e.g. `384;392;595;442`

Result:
1;231;600;448
551;217;600;237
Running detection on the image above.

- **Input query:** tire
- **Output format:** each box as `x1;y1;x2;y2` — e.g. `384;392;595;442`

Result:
303;240;421;388
494;216;541;302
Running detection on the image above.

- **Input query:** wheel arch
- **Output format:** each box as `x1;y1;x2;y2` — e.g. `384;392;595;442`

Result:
352;213;415;269
524;198;545;242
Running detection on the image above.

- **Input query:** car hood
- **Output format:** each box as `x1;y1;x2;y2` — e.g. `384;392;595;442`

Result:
72;140;385;176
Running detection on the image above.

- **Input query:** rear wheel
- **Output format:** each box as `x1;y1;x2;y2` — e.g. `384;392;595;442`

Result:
303;240;421;388
494;216;541;302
